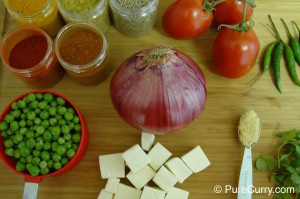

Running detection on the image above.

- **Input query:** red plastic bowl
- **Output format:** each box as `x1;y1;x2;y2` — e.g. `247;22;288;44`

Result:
0;90;89;183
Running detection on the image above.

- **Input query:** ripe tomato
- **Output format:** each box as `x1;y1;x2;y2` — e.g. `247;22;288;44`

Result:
212;27;260;78
162;0;213;40
214;0;254;26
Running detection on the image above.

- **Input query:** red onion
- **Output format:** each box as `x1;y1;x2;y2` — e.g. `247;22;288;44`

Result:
110;47;207;134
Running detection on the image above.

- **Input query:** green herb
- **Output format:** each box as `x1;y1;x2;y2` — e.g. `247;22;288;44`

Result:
256;129;300;198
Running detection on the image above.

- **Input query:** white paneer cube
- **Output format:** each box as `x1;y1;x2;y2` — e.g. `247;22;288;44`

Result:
165;187;189;199
140;186;165;199
97;189;114;199
114;183;142;199
152;166;178;192
127;165;156;190
105;178;120;193
165;157;193;183
181;145;211;173
99;154;125;179
122;144;150;173
148;142;172;171
141;132;155;151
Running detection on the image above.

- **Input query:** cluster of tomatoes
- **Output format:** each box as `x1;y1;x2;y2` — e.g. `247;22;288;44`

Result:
162;0;260;79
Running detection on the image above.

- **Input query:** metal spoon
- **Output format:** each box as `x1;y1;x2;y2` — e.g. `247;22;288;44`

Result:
237;111;261;199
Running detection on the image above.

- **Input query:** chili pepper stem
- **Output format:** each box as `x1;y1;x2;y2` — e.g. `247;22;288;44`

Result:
250;71;266;86
292;21;300;42
281;19;293;39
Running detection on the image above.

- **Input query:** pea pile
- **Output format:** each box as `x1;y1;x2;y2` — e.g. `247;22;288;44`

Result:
0;93;81;176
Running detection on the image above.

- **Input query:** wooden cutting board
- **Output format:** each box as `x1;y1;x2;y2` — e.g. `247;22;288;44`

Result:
1;1;300;199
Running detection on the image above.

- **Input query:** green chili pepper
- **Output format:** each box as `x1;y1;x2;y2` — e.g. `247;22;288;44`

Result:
292;21;300;43
284;45;300;86
251;41;278;86
272;42;284;93
281;19;300;66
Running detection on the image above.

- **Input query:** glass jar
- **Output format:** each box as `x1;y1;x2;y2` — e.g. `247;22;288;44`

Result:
109;0;158;37
0;26;65;88
57;0;110;33
55;22;110;86
3;0;64;37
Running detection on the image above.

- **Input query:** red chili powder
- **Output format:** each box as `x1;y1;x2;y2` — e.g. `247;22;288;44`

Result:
9;36;48;69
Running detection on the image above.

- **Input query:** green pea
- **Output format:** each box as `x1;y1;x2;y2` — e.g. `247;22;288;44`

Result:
12;110;21;118
52;135;59;141
52;142;59;152
53;162;62;170
20;157;27;164
26;130;34;139
26;120;34;127
36;126;45;135
40;111;49;120
47;160;54;169
66;148;76;158
72;134;81;143
28;165;40;176
19;120;26;128
64;142;72;149
11;102;19;110
61;125;70;134
16;161;26;172
40;167;49;175
1;131;8;138
43;142;51;150
50;101;57;107
18;141;26;149
19;128;27;136
30;101;39;109
63;133;72;141
49;118;57;126
56;145;66;155
14;149;21;159
41;151;50;161
58;119;66;126
52;153;62;162
57;97;65;106
73;116;80;124
51;126;61;136
56;114;63;120
74;124;81;132
64;112;73;121
33;150;41;157
15;134;23;142
35;93;43;101
4;139;14;148
58;107;67;115
27;111;36;120
20;147;31;157
4;114;14;123
43;131;52;142
5;148;14;156
23;108;30;114
68;108;75;114
38;101;48;109
10;121;19;131
26;163;33;171
33;118;41;125
26;155;33;163
7;129;13;135
72;144;79;151
23;96;30;104
17;100;26;109
26;138;36;149
43;93;53;102
27;94;36;102
61;157;69;166
21;113;26;120
36;136;43;142
34;108;41;115
32;157;41;165
41;120;50;129
68;122;74;130
35;140;43;150
39;160;47;169
0;122;9;131
49;107;57;116
58;137;65;145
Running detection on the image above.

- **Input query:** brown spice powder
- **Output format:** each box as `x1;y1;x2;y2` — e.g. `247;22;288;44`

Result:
59;30;103;65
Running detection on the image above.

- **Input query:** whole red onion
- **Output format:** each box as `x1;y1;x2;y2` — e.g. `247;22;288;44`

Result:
110;47;207;134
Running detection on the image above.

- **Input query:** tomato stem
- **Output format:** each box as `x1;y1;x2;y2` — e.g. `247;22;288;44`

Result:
203;0;225;14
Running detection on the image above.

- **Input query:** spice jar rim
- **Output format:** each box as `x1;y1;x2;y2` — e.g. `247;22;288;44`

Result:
2;0;53;19
57;0;106;19
109;0;158;15
55;22;108;73
0;26;53;75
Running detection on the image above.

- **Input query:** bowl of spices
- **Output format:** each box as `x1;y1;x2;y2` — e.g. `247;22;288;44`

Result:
0;26;64;88
109;0;159;37
57;0;110;33
3;0;64;37
55;22;110;86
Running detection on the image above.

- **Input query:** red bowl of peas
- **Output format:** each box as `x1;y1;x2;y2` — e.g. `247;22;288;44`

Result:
0;90;89;196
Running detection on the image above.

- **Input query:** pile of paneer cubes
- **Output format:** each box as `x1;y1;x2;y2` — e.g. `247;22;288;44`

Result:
98;132;210;199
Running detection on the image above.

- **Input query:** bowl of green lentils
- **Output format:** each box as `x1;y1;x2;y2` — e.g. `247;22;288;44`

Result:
0;90;89;183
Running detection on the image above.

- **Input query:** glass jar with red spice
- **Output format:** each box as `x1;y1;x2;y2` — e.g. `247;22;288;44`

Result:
0;26;64;88
55;22;110;86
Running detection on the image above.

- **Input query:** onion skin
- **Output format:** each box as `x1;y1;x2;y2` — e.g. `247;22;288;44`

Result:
110;47;207;134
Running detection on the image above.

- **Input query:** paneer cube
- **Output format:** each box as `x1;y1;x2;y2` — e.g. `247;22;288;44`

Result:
148;142;172;171
105;178;120;194
140;186;165;199
165;157;193;183
122;144;150;173
165;187;189;199
141;132;155;151
114;183;142;199
152;166;178;192
97;189;114;199
127;165;156;190
99;154;125;179
181;145;210;173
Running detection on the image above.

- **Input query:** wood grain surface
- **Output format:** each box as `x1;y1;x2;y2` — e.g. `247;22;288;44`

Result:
1;0;300;198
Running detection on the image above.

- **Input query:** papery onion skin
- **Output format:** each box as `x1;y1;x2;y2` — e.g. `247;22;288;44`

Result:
110;47;207;134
